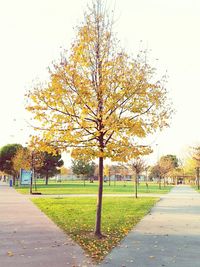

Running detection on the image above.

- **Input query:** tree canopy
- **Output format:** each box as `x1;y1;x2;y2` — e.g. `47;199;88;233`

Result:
37;152;64;184
192;147;200;167
160;155;179;169
72;159;95;177
0;143;22;178
130;158;146;175
149;154;179;180
12;147;31;173
26;2;172;162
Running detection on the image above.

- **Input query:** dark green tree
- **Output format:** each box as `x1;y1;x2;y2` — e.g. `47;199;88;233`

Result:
72;160;95;185
149;164;161;180
0;143;23;185
160;155;179;168
36;152;64;185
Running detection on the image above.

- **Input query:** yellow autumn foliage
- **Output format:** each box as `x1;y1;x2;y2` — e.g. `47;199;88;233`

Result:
26;0;172;163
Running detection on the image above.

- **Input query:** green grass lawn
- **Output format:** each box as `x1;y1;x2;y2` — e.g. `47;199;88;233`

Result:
32;196;158;262
16;180;173;195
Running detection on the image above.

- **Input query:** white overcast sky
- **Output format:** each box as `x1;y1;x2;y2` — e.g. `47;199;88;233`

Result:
0;0;200;164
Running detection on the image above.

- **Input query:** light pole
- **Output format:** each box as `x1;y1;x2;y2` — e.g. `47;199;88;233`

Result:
30;151;34;194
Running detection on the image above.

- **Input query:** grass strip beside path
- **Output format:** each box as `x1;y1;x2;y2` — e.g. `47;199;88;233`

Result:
16;181;173;195
32;196;158;263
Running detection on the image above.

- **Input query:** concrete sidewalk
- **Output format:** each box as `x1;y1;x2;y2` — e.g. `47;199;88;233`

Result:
99;185;200;267
0;181;93;267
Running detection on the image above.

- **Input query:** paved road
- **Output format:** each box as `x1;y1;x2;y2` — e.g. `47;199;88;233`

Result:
99;185;200;267
0;181;93;267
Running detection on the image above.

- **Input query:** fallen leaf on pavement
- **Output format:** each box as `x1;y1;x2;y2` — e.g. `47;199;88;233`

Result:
149;255;155;259
7;251;14;257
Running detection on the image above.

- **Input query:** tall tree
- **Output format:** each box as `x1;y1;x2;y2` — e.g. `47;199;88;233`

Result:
192;147;200;188
149;154;178;187
12;147;31;174
0;143;22;185
26;0;172;237
11;146;45;191
192;147;200;166
160;155;179;169
184;157;196;176
72;159;95;185
149;164;161;180
159;155;178;185
37;152;64;185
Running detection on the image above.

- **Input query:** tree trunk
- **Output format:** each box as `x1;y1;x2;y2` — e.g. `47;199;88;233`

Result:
95;156;104;237
15;176;18;187
159;175;161;189
30;169;33;194
135;173;138;198
13;176;16;186
30;152;34;194
45;173;49;185
34;174;37;191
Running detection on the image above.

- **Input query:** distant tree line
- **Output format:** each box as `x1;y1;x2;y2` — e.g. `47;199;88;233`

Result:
0;143;63;185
